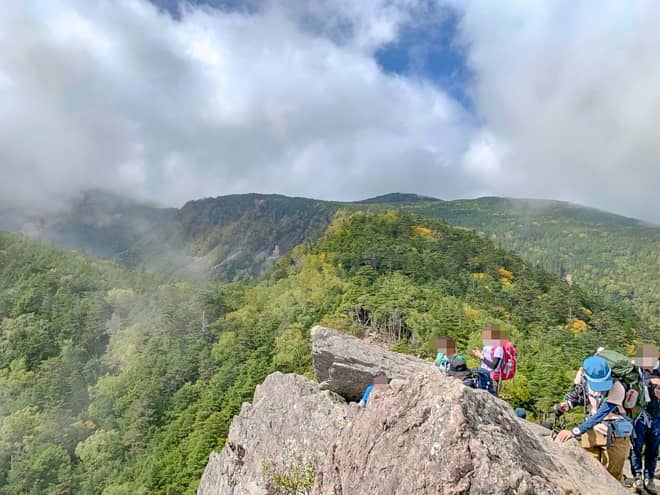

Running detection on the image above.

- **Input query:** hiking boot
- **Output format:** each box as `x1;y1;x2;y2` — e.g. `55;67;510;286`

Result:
631;475;644;493
645;479;657;495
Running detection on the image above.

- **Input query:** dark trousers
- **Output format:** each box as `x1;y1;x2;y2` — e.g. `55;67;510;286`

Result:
475;368;496;396
631;413;660;480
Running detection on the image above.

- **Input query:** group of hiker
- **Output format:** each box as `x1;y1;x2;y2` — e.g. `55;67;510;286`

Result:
357;326;515;408
435;326;517;396
552;345;660;493
358;325;660;493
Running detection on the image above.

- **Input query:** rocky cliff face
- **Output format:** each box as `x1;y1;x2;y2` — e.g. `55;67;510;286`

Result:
197;327;628;495
198;373;350;495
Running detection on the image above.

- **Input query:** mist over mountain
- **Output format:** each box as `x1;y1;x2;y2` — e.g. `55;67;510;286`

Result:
3;1;660;223
0;190;174;259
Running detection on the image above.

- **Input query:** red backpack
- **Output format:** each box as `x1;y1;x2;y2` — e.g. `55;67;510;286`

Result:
491;340;517;381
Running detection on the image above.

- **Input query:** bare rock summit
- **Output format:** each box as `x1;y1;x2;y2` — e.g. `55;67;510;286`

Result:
197;327;628;495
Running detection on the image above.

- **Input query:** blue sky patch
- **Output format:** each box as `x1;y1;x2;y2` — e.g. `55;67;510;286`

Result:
374;9;473;111
150;0;256;17
149;0;473;112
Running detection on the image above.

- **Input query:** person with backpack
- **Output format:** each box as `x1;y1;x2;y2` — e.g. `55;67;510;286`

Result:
630;345;660;494
471;326;502;395
471;325;517;395
435;336;462;372
556;355;634;483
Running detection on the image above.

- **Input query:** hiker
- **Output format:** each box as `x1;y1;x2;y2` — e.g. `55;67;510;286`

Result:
554;370;587;416
556;356;633;483
358;370;388;408
435;336;460;372
471;325;504;395
630;345;660;494
446;356;475;388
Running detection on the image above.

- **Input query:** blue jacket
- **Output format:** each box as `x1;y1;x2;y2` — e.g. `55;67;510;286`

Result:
577;401;619;435
359;384;374;407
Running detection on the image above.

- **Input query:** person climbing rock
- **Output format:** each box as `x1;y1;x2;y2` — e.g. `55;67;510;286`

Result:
630;345;660;494
359;370;388;408
554;368;587;417
556;356;633;484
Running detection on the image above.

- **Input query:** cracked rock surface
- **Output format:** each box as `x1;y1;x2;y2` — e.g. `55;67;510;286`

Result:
312;368;626;495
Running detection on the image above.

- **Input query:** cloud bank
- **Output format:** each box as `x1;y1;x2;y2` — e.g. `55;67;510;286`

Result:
1;0;659;222
454;1;660;222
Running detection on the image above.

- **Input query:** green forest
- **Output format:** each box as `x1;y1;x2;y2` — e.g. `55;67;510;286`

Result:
0;211;656;494
399;196;660;329
7;192;658;333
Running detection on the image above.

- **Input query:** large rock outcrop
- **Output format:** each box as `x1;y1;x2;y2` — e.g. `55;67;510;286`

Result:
313;368;626;495
197;373;349;495
198;328;628;495
311;325;429;401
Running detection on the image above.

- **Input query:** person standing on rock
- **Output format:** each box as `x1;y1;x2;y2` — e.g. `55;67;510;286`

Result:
630;345;660;495
359;370;388;408
471;325;504;395
556;356;633;484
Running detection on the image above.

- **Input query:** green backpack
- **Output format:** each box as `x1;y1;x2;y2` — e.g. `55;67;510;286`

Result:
596;349;649;418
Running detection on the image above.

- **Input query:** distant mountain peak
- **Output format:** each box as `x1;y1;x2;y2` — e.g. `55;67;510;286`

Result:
358;192;441;204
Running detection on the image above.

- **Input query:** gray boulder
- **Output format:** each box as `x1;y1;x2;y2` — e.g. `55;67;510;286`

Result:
311;325;429;401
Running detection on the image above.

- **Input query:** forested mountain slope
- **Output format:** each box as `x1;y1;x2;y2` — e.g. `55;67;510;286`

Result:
119;194;337;279
2;191;658;328
0;212;654;494
0;232;212;494
398;196;660;329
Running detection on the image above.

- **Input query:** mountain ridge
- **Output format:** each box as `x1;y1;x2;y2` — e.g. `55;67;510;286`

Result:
1;189;658;327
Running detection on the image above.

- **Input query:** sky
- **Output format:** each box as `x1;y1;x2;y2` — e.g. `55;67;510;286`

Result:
1;1;659;222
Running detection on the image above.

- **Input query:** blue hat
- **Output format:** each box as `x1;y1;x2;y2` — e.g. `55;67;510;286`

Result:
514;408;527;419
583;356;612;392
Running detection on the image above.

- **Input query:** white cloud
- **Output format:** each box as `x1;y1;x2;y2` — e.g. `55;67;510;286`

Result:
1;0;659;223
0;0;476;211
461;132;504;181
450;0;660;221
